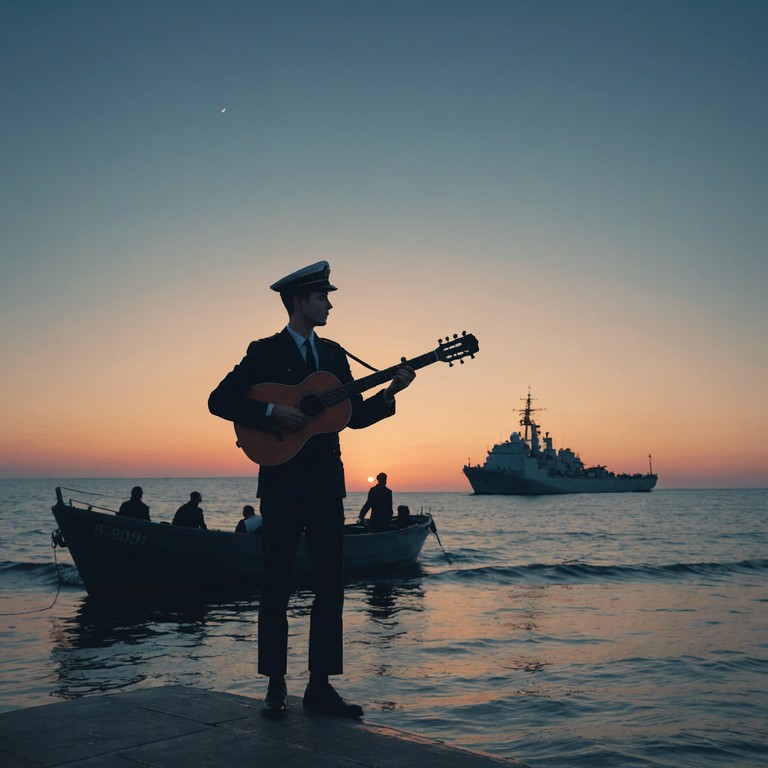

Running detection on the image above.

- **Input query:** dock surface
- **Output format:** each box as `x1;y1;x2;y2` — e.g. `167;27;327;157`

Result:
0;685;529;767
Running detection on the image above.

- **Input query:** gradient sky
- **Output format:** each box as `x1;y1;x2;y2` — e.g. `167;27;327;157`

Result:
2;0;766;489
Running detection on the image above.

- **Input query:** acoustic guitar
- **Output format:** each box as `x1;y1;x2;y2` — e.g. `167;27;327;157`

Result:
234;332;479;465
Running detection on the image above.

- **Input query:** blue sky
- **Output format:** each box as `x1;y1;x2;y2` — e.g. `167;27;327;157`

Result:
2;1;767;486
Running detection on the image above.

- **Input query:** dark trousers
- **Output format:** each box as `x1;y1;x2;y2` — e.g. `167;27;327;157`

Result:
257;498;345;677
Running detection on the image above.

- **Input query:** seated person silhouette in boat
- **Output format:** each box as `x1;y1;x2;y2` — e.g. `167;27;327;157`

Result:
391;504;412;529
358;473;393;532
117;486;151;521
235;504;263;534
172;491;207;529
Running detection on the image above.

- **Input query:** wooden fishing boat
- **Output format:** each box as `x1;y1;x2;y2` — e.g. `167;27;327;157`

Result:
51;487;432;598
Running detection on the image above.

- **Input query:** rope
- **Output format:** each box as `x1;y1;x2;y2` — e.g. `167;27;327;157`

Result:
66;499;119;514
58;485;106;496
59;485;122;504
424;507;453;565
57;486;119;513
0;534;63;616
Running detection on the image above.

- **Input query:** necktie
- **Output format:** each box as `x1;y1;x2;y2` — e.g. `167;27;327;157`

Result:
303;339;317;372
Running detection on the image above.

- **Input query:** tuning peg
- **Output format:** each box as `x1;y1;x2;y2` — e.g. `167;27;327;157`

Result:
453;333;458;339
460;359;465;364
401;356;406;363
438;338;443;344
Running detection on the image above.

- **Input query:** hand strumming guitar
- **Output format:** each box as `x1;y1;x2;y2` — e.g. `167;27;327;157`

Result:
272;404;309;431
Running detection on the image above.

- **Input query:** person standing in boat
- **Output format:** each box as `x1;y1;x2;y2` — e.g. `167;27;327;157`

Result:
117;486;151;521
172;491;207;529
207;261;415;721
358;472;393;531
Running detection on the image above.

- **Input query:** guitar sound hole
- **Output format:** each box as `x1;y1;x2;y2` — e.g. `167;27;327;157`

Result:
300;394;324;417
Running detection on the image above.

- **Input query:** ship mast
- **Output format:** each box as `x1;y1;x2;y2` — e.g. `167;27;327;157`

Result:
519;388;545;442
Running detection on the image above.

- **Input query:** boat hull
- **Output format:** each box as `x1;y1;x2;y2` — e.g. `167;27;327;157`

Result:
463;466;657;495
52;502;431;598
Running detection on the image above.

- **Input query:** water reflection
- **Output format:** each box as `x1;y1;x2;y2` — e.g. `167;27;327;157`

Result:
363;578;426;625
354;576;427;660
49;590;260;700
46;575;429;703
52;591;257;649
367;581;399;618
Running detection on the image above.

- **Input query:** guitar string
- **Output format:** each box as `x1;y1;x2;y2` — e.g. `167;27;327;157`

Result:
315;336;475;407
319;352;438;407
317;340;475;406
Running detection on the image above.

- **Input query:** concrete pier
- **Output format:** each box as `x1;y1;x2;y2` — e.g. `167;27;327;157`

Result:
0;685;529;767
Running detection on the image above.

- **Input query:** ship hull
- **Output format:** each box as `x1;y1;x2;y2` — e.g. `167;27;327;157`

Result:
463;466;657;495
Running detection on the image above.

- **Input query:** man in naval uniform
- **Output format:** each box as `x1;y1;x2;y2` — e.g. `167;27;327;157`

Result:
208;261;415;720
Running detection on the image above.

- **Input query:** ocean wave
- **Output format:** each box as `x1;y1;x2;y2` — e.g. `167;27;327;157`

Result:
438;558;768;585
3;556;767;590
0;560;83;587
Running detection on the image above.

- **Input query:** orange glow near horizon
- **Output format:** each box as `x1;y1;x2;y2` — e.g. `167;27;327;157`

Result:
2;386;767;489
1;269;767;490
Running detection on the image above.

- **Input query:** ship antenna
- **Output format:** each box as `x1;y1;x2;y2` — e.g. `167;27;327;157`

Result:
649;454;653;475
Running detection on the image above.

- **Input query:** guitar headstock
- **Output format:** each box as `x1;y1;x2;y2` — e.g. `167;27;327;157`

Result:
436;331;479;366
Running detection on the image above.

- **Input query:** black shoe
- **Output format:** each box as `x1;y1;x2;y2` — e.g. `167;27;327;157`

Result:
261;676;287;720
303;682;364;719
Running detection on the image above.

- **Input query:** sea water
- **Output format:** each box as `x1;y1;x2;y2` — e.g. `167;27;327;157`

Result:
0;479;766;768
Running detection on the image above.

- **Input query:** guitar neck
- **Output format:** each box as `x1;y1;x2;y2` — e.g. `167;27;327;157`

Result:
320;351;438;407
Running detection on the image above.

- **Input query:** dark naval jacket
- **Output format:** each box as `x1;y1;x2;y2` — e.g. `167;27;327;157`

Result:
208;329;395;500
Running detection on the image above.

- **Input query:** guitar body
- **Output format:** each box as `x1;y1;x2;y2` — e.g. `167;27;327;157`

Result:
234;371;353;466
